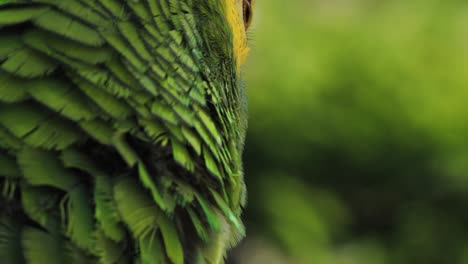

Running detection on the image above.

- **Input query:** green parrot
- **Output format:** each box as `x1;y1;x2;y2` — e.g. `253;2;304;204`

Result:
0;0;253;263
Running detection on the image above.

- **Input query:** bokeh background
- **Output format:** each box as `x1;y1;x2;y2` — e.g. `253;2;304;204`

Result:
229;0;468;263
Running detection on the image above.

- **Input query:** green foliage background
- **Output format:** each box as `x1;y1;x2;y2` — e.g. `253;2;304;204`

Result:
231;0;468;263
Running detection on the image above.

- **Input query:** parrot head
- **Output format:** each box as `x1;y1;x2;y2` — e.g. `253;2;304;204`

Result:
195;0;255;150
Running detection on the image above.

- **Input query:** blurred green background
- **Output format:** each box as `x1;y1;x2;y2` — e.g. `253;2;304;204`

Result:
229;0;468;263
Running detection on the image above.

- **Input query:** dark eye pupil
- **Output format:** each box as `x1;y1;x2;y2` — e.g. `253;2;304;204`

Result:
243;0;252;30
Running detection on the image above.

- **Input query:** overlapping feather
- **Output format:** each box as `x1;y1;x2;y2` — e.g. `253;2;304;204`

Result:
0;0;245;263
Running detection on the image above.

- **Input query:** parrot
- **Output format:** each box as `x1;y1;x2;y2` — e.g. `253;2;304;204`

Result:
0;0;253;263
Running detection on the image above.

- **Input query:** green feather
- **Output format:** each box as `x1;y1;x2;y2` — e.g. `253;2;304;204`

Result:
113;176;160;239
196;194;221;231
151;101;179;125
33;9;104;46
1;48;57;78
26;29;112;64
18;147;79;190
0;71;30;103
0;0;247;262
172;139;195;172
0;126;22;150
105;57;141;95
112;132;139;166
181;126;202;155
95;230;129;264
94;175;126;241
22;227;64;264
61;148;125;241
156;213;184;264
33;0;108;28
74;79;132;119
0;33;22;60
139;118;167;142
97;0;128;20
118;22;152;61
20;186;61;232
66;186;95;252
79;120;114;145
0;215;24;264
0;7;46;26
75;67;134;98
139;231;166;264
0;151;20;177
188;208;209;241
173;103;195;126
64;241;95;264
127;0;152;22
188;86;206;105
195;106;222;145
138;162;167;212
203;148;223;180
0;103;83;150
29;78;98;121
101;31;147;72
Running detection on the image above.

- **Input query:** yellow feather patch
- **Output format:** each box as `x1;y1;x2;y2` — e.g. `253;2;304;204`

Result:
225;0;250;72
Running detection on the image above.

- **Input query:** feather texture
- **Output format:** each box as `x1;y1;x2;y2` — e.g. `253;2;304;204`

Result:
0;0;247;263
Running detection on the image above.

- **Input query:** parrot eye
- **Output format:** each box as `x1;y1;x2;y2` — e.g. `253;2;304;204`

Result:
243;0;253;30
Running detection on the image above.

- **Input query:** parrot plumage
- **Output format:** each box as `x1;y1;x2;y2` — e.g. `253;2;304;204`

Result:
0;0;252;263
